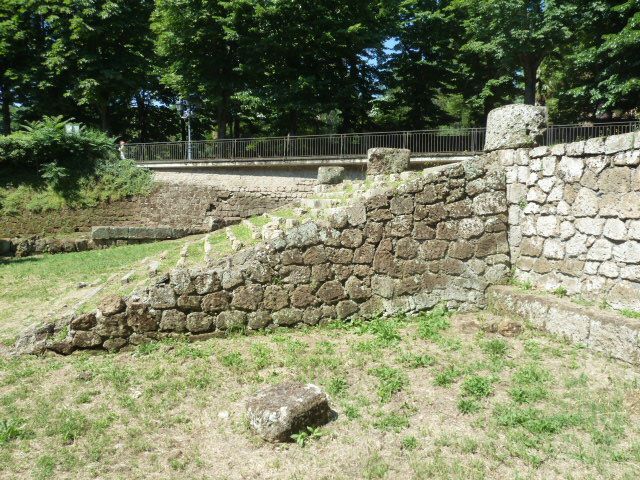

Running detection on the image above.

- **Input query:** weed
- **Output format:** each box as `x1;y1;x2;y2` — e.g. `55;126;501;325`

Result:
356;317;402;346
343;404;361;420
363;453;389;479
621;308;640;319
250;344;273;370
0;417;26;444
434;365;462;387
481;338;509;358
135;342;161;356
401;436;418;450
373;411;410;432
417;305;450;340
510;277;533;291
327;376;349;398
494;404;580;434
461;375;494;399
291;426;324;447
221;352;245;369
458;398;481;414
553;286;568;298
370;366;409;403
399;352;435;368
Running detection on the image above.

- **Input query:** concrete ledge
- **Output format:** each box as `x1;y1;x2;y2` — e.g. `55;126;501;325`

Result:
138;155;473;170
488;285;640;365
91;226;194;241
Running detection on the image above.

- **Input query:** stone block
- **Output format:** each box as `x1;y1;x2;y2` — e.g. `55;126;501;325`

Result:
605;133;635;154
0;238;11;256
317;167;345;185
366;148;411;176
484;104;547;151
246;382;332;443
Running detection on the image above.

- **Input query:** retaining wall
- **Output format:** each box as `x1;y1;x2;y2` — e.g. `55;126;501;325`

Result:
497;131;640;310
18;157;511;354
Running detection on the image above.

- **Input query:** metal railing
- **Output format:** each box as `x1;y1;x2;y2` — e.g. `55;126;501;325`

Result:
122;121;640;164
123;128;487;164
544;121;640;146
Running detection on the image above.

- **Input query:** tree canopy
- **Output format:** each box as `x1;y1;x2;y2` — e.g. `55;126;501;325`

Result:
1;0;638;140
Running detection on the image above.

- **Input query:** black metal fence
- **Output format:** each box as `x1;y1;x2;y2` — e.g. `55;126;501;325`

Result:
123;128;487;164
543;122;640;146
122;121;639;164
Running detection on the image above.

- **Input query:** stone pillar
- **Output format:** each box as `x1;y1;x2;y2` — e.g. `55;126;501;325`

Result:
484;104;547;152
367;148;411;176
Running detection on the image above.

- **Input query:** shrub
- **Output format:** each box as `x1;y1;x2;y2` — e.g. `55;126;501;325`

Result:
0;116;115;171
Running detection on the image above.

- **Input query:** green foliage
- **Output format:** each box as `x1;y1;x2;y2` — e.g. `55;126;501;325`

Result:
291;426;324;447
553;286;568;298
457;398;481;414
494;404;580;434
0;117;152;216
401;435;418;450
417;305;451;341
481;339;509;358
434;365;462;387
621;308;640;319
370;366;409;403
373;411;410;432
0;417;26;444
509;364;551;404
461;375;494;399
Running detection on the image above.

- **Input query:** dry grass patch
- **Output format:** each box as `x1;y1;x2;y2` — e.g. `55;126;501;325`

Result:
1;309;640;479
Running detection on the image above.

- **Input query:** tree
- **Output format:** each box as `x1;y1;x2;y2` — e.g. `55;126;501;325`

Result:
452;0;576;105
41;0;157;133
0;0;43;134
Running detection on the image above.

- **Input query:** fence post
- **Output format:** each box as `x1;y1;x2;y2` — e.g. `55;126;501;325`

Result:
340;134;345;159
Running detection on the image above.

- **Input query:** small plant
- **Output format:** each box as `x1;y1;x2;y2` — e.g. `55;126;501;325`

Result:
363;453;389;479
509;363;551;404
434;365;462;387
327;376;349;397
221;352;245;369
417;305;451;340
401;435;418;450
291;426;324;447
0;418;26;445
135;342;161;356
510;277;533;291
553;286;568;298
461;375;494;399
370;366;409;403
621;308;640;319
399;352;435;368
481;338;509;358
373;412;410;432
457;398;481;414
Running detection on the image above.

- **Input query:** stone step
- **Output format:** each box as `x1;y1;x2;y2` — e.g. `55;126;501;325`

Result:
487;285;640;365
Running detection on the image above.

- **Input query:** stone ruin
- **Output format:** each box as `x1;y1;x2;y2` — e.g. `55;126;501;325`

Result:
13;104;640;365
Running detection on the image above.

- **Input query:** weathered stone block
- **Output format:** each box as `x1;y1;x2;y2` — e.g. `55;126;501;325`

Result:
485;104;547;151
317;167;345;185
246;382;331;443
367;148;411;176
160;310;187;332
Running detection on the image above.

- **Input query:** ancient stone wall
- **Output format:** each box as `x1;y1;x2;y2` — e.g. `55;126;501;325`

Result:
21;157;510;354
498;131;640;310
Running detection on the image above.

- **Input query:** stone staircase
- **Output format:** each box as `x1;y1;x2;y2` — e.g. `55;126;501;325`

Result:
173;167;447;269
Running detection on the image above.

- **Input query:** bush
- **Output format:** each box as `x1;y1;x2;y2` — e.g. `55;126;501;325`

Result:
0;116;115;171
0;117;152;216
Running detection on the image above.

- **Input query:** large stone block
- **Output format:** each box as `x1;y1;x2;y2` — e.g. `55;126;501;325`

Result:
317;167;345;185
246;382;332;443
485;104;547;152
367;148;411;176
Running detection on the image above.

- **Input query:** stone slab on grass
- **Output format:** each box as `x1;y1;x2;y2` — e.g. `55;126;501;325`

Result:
246;382;332;442
488;285;640;365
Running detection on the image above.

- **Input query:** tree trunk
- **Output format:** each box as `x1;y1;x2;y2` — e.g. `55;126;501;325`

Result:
522;55;541;106
135;94;147;142
98;100;110;132
234;116;241;139
1;86;11;135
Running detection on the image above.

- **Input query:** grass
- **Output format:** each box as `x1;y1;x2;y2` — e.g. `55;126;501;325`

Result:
1;308;640;478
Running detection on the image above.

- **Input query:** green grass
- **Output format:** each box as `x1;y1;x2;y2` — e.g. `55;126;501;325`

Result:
0;236;196;343
247;215;271;228
621;308;640;319
230;224;254;243
1;308;639;478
